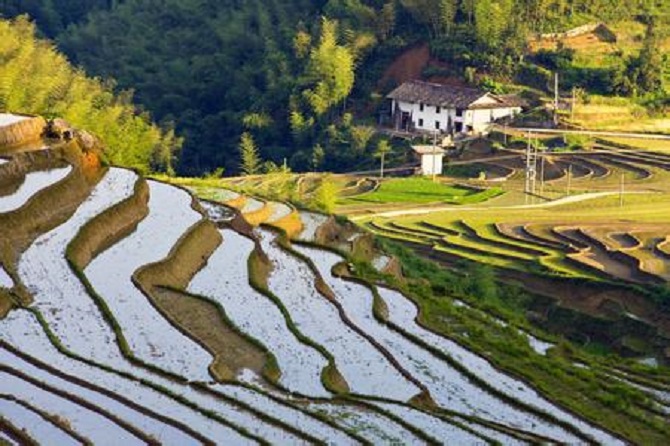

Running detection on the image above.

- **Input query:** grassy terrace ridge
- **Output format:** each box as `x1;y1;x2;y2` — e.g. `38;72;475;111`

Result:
365;218;606;282
0;141;103;313
293;240;596;443
0;393;88;444
283;238;558;443
246;237;350;397
340;177;503;205
71;180;366;442
4;129;670;442
60;178;279;442
134;216;270;383
244;228;460;442
66;179;376;442
288;212;670;442
0;364;158;444
351;238;670;444
193;133;670;442
0;340;213;445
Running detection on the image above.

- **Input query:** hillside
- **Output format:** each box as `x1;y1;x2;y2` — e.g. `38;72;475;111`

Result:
170;134;670;363
1;2;670;442
0;16;179;173
2;116;670;444
3;1;668;175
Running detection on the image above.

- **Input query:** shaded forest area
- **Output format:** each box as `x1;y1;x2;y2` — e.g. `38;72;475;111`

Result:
1;0;669;175
0;15;179;172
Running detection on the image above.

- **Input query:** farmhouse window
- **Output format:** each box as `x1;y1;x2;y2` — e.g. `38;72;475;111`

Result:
435;121;440;130
456;109;463;117
419;103;425;112
436;106;441;114
418;118;424;127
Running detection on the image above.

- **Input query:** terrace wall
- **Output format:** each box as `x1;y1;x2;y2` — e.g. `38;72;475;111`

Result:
0;116;47;147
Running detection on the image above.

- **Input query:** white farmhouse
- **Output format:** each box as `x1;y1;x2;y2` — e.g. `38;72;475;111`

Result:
387;80;523;135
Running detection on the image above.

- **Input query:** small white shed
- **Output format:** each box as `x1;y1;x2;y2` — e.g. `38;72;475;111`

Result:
412;145;445;176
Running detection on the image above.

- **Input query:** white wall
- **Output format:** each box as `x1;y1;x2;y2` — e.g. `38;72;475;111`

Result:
464;107;521;133
420;153;444;176
394;99;520;134
395;100;456;132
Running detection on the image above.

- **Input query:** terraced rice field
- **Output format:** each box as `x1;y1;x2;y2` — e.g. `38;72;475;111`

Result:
0;114;28;127
0;166;72;213
1;140;669;444
355;142;670;286
343;142;670;401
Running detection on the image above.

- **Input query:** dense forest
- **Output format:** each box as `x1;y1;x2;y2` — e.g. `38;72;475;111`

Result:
0;15;179;172
1;0;669;174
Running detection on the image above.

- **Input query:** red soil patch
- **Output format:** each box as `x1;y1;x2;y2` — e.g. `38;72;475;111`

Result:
380;43;467;89
381;44;430;87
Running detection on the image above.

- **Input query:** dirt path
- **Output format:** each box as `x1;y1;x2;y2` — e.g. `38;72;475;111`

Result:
353;191;650;220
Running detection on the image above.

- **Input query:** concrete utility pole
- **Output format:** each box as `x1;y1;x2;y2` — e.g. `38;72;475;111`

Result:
525;132;538;204
554;71;558;125
380;151;385;179
554;72;559;126
539;150;546;197
566;164;572;196
432;130;438;183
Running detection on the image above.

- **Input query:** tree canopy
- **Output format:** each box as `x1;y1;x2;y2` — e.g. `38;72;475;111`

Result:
0;15;178;173
1;0;668;175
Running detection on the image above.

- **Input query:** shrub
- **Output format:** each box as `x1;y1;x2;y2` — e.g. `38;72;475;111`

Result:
532;48;575;71
0;16;179;173
516;63;553;91
565;134;592;150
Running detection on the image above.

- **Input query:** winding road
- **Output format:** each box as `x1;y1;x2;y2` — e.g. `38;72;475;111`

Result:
351;190;651;220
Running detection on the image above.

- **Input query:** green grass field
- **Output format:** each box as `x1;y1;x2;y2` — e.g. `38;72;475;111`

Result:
341;177;502;205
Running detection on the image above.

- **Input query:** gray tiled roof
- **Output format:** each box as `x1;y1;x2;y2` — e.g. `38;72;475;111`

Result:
387;80;510;109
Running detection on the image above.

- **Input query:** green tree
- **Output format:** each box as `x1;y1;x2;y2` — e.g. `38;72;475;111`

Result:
313;174;338;212
375;1;396;41
293;30;312;59
289;109;314;144
303;18;355;116
239;132;261;176
374;139;391;178
51;0;318;175
0;16;177;173
350;125;375;152
242;112;273;130
311;143;325;172
439;0;458;35
400;0;450;37
636;19;664;94
474;0;513;48
462;0;476;24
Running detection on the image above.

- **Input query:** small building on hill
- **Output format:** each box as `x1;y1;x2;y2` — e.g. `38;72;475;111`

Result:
387;80;523;135
412;145;445;176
